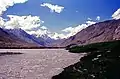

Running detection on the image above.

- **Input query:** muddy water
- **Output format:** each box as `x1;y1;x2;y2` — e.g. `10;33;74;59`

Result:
0;49;84;79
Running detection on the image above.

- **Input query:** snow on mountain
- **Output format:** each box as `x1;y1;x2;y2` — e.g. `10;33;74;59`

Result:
0;27;39;47
5;28;45;46
27;26;65;40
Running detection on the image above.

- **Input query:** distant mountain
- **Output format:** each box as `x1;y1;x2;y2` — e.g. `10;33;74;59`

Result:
0;27;39;47
0;27;63;47
33;33;55;46
5;28;45;46
61;19;120;47
36;33;66;47
3;19;120;48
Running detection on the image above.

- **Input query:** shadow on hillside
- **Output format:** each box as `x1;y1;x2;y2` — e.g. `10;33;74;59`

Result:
52;40;120;79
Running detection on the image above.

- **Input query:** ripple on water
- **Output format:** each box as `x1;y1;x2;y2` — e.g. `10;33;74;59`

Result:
0;49;84;79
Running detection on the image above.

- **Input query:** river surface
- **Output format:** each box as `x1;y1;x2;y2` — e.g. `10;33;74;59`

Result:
0;49;84;79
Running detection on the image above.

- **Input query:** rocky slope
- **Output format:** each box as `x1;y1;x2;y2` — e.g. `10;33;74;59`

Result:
0;28;40;47
5;29;45;46
61;19;120;47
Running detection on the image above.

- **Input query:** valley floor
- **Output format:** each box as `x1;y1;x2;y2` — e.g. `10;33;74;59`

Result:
0;49;84;79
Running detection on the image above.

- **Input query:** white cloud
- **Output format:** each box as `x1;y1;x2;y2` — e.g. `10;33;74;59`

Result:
0;15;45;36
50;32;66;40
40;26;48;30
27;28;66;40
12;0;28;3
96;16;100;21
112;8;120;20
0;17;5;27
62;27;74;32
87;18;92;20
41;3;64;13
27;29;49;37
0;0;28;16
62;20;96;38
86;21;96;26
3;15;43;30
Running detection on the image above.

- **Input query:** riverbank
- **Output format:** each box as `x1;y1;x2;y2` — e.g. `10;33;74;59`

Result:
52;40;120;79
0;47;65;49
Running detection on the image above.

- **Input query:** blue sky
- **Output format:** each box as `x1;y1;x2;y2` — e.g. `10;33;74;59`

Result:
1;0;120;34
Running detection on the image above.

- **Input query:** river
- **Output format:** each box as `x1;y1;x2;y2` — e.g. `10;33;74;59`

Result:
0;49;84;79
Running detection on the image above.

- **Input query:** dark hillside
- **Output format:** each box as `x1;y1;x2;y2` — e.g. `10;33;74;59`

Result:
53;40;120;79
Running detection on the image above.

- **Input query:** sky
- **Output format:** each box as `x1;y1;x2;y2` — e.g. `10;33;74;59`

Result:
0;0;120;39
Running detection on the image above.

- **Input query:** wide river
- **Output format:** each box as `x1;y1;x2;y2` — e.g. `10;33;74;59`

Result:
0;49;84;79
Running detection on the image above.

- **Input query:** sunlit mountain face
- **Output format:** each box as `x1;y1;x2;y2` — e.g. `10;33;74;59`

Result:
0;0;120;40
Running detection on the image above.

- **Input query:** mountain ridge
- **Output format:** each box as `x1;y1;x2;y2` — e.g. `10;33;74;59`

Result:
61;19;120;47
5;28;45;46
1;19;120;47
0;28;43;47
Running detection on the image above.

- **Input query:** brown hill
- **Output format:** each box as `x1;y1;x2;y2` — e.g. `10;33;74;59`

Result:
61;19;120;47
0;28;39;47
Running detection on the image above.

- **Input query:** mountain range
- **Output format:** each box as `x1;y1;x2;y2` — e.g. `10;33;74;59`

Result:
0;19;120;48
61;19;120;47
0;28;39;47
5;28;45;46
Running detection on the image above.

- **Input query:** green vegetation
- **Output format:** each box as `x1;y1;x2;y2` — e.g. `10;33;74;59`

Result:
69;40;120;53
52;40;120;79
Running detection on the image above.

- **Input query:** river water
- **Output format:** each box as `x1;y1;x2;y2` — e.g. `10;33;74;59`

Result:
0;49;84;79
